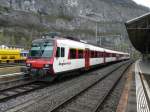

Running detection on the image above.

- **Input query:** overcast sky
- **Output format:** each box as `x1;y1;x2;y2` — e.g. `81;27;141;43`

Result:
132;0;150;8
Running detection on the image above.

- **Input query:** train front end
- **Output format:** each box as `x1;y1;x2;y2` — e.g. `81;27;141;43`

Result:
26;38;56;80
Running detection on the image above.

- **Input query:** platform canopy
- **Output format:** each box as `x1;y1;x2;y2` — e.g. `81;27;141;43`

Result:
125;12;150;54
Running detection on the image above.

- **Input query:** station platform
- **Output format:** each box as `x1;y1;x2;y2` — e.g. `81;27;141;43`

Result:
117;60;150;112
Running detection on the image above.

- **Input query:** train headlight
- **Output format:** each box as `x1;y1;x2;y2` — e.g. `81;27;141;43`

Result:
26;63;31;67
44;64;50;68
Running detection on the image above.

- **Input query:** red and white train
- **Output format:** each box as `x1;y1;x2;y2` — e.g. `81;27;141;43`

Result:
26;36;130;80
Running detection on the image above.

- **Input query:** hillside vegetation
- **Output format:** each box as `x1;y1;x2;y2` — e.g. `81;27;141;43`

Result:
0;0;149;49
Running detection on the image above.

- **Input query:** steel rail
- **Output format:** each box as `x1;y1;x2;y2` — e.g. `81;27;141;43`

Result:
0;63;25;68
92;62;131;112
0;81;48;102
50;61;131;112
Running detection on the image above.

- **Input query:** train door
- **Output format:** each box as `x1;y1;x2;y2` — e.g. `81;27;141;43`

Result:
55;46;66;72
103;51;106;63
116;54;119;61
85;48;90;70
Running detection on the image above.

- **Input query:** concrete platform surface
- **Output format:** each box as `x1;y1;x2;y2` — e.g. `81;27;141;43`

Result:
139;60;150;75
117;60;150;112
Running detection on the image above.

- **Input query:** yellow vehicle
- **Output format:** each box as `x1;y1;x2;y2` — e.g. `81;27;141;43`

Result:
0;48;28;63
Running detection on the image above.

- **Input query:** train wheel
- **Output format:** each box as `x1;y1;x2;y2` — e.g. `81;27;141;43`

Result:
55;74;64;81
23;73;32;81
39;75;56;82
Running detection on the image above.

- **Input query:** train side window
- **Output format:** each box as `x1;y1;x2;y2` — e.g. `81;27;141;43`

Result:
97;51;99;58
98;52;100;57
56;47;60;57
93;51;95;58
113;53;116;57
112;53;114;57
109;53;112;57
91;51;94;58
100;52;103;57
106;53;108;57
70;49;76;59
96;51;98;58
78;50;83;59
110;53;112;57
61;47;65;57
95;51;97;58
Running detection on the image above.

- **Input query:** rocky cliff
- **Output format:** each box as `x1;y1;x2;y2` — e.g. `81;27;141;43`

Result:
0;0;149;49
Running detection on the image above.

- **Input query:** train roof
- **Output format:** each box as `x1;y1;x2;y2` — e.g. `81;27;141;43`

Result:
56;37;129;54
104;49;124;54
32;36;129;55
56;37;104;51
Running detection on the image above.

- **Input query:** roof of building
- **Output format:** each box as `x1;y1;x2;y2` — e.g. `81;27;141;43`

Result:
125;12;150;54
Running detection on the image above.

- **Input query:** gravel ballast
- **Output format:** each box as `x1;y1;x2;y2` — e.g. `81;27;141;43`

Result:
0;61;129;112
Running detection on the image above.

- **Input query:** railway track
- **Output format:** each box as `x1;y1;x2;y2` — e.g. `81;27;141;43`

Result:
0;76;32;90
0;61;131;112
50;61;131;112
0;81;49;102
0;63;25;68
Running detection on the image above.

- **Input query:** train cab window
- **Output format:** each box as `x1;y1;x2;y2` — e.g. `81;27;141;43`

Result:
61;47;65;57
70;49;76;59
56;47;60;57
95;51;97;58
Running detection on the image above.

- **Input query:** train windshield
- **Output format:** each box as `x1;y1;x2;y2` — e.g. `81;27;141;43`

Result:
29;41;54;58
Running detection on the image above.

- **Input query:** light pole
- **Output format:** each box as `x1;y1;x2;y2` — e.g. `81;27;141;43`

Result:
95;22;98;44
79;14;100;45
